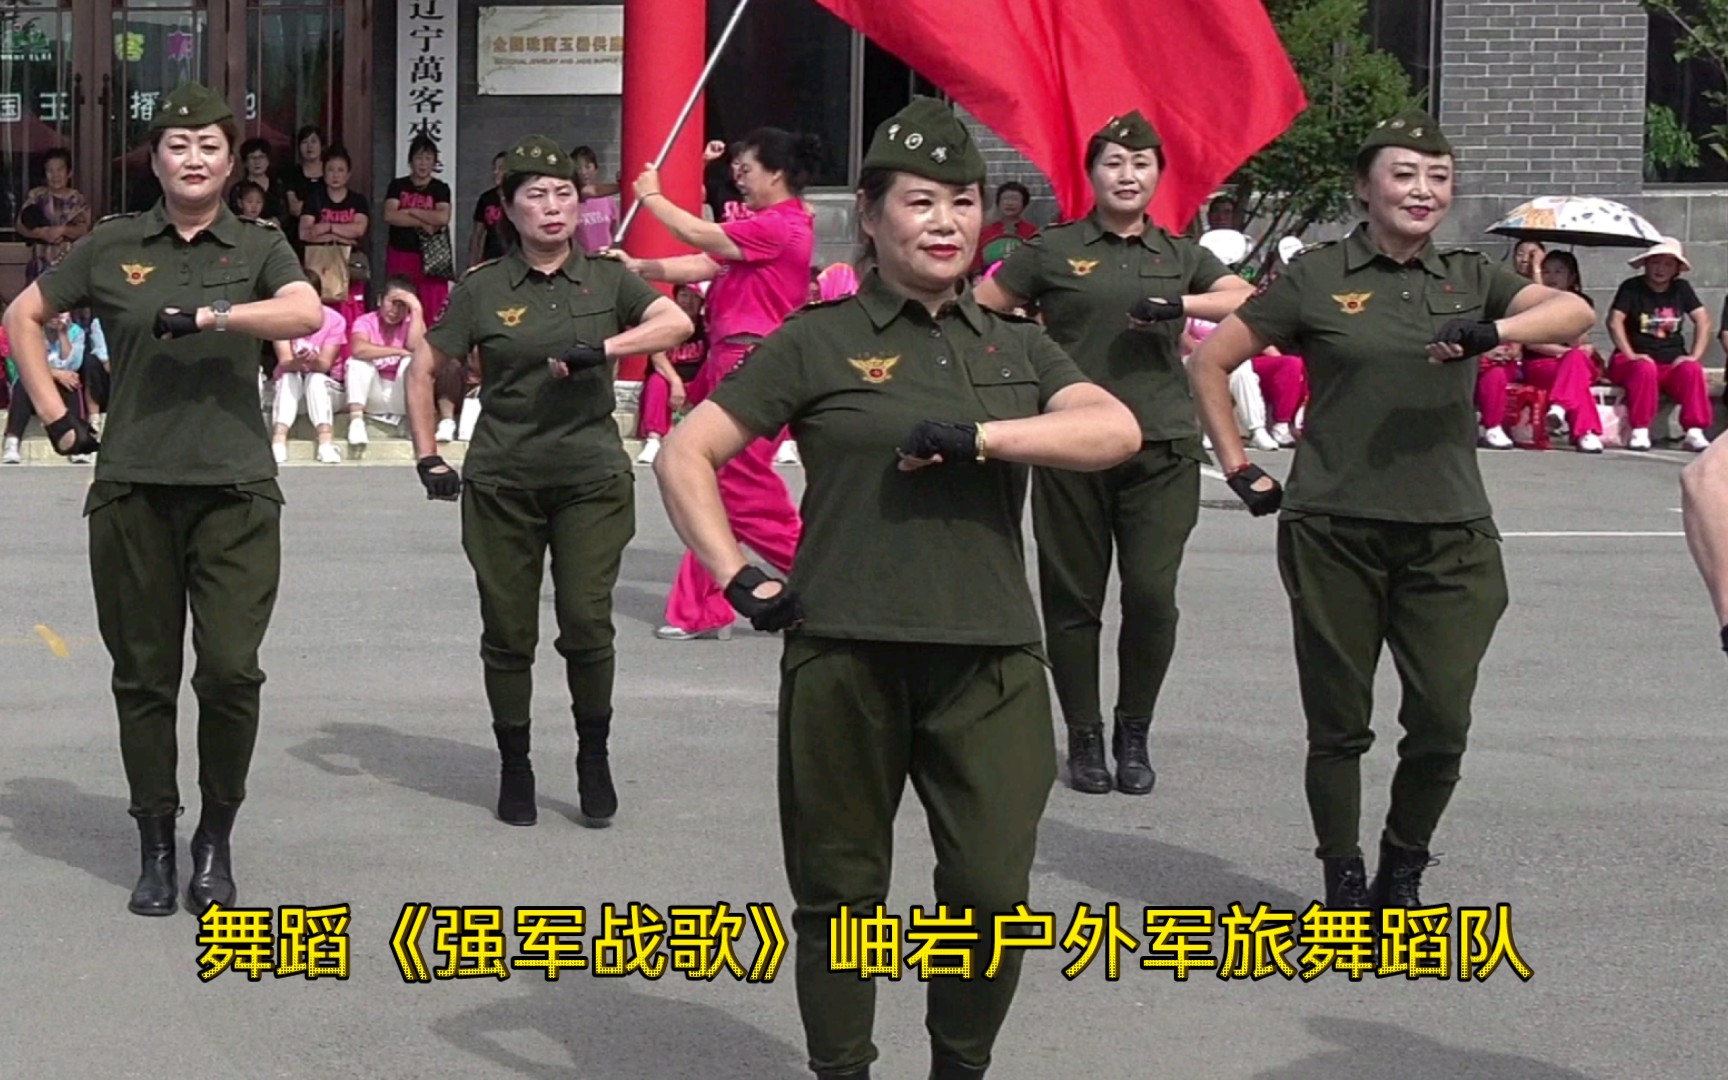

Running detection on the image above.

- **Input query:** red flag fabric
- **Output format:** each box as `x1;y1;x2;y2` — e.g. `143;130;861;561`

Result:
813;0;1306;231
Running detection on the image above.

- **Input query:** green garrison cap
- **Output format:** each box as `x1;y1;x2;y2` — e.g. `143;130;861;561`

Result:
1093;109;1161;151
149;82;234;132
503;134;575;181
862;97;986;185
1360;108;1453;157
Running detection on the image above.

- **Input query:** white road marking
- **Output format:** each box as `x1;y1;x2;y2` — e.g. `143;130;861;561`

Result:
1501;531;1683;538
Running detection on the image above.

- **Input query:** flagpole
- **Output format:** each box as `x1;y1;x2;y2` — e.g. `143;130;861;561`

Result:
613;0;756;245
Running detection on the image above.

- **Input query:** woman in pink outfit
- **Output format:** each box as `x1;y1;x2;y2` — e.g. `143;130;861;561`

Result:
635;284;707;464
1474;240;1546;450
1607;238;1714;452
1520;250;1606;453
616;127;822;640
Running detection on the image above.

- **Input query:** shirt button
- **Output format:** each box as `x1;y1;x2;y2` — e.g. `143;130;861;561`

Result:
937;355;948;366
1402;291;1411;301
550;303;558;311
1000;367;1012;378
929;328;941;339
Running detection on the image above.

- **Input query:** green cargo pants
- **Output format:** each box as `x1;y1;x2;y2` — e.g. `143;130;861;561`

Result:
1276;513;1508;859
777;637;1056;1074
460;471;634;727
1033;438;1203;730
85;481;283;817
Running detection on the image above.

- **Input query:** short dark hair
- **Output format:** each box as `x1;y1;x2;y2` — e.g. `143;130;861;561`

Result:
493;151;507;163
571;145;599;168
738;128;824;194
382;275;418;296
295;124;328;147
239;138;272;162
1085;135;1164;173
232;180;265;204
407;135;438;163
322;145;352;169
995;181;1031;206
43;147;72;171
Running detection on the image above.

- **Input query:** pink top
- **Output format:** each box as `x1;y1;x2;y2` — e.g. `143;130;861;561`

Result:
703;197;815;345
575;194;620;255
348;310;413;381
278;306;349;381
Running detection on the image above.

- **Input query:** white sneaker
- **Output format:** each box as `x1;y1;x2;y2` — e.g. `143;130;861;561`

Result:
1545;404;1569;440
90;414;106;437
1480;426;1514;450
1629;427;1652;451
1683;428;1710;452
2;438;19;465
435;418;456;444
1269;422;1295;447
1575;432;1604;454
635;436;661;466
654;624;733;642
316;443;343;464
347;417;368;446
272;442;289;465
69;452;93;464
774;439;802;466
1248;427;1279;452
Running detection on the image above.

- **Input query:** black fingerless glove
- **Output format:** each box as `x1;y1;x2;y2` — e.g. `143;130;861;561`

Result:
1226;463;1283;517
1129;297;1186;324
416;455;462;501
724;564;803;632
900;419;978;463
556;342;610;370
44;412;99;456
1431;318;1500;361
154;308;201;340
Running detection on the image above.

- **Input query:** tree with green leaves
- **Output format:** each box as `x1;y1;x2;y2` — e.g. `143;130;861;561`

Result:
1226;0;1419;272
1645;1;1728;165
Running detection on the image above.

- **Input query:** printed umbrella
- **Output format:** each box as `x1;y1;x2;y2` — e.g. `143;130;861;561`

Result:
1486;196;1663;248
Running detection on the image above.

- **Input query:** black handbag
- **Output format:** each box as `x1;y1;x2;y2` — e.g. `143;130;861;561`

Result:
420;228;456;280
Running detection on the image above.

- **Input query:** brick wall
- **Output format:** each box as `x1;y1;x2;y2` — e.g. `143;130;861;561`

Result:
1437;0;1646;195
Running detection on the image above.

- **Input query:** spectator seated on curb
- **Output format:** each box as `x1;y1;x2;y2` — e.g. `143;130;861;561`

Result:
269;297;349;464
4;311;88;464
1607;238;1712;453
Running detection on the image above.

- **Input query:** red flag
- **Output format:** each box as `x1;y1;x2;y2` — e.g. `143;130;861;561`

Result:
813;0;1306;231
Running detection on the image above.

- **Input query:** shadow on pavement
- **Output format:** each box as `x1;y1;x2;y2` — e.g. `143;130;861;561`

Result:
435;981;807;1080
1036;816;1313;914
1256;1016;1601;1080
286;721;584;822
0;776;138;891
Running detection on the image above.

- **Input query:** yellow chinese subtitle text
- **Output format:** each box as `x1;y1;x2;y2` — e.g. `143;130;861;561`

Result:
194;901;1529;984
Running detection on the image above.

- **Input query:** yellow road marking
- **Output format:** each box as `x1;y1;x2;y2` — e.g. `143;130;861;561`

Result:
32;624;69;658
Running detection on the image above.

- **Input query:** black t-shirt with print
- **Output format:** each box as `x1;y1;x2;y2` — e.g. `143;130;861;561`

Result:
1611;275;1702;362
385;175;452;253
303;188;371;241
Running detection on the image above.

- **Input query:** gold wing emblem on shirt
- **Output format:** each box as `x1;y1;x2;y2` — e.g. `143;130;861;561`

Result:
1067;258;1099;277
120;263;156;286
496;306;527;327
1332;292;1372;315
848;355;899;384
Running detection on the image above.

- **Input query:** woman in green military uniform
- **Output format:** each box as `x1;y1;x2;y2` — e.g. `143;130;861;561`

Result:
1;83;323;918
656;99;1140;1080
1189;111;1593;908
974;110;1253;797
407;135;691;829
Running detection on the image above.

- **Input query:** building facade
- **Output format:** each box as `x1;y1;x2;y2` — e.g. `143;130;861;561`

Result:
0;1;1720;315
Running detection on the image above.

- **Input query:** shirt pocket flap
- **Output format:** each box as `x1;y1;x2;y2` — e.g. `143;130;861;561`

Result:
1427;290;1484;318
969;357;1041;419
202;262;252;288
1139;264;1185;291
566;292;617;320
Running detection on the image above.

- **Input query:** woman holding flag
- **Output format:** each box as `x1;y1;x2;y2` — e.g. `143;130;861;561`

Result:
976;110;1254;798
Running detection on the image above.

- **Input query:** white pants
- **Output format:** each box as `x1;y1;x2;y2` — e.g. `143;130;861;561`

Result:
345;358;412;416
273;372;342;429
1183;355;1268;435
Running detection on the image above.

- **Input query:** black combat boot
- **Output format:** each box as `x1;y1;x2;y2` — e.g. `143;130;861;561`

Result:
574;713;618;826
1367;834;1434;911
129;813;178;917
186;801;239;915
1321;856;1371;909
930;1054;988;1079
494;724;537;826
1066;727;1113;794
1111;712;1155;795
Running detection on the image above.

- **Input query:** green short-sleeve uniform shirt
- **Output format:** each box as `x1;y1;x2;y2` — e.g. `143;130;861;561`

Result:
993;211;1229;441
1234;226;1531;523
426;248;662;489
36;202;305;485
708;272;1089;646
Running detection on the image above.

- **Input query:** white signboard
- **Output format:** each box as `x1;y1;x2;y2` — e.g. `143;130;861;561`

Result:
397;0;458;211
478;6;625;96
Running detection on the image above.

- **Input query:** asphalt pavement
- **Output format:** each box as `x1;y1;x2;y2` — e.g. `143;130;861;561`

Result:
0;444;1722;1079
